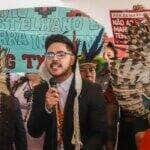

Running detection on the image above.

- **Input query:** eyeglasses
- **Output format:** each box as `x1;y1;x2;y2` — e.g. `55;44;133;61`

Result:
44;51;73;59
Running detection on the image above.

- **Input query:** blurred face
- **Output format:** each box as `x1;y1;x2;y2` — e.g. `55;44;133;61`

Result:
80;63;96;82
26;73;41;87
105;47;115;60
45;42;75;80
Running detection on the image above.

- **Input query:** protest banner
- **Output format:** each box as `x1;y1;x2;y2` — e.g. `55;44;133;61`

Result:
110;9;150;45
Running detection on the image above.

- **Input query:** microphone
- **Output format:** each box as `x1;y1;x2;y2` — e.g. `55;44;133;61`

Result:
46;77;57;112
49;77;63;144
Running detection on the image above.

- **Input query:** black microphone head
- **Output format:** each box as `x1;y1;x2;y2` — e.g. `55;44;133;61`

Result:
49;77;57;88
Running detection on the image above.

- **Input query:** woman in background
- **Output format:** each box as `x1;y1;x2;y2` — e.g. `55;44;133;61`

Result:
0;48;27;150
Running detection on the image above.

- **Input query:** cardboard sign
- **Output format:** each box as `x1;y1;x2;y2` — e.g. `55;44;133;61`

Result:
110;9;150;45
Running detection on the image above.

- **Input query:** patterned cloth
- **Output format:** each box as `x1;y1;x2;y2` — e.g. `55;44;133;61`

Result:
57;105;64;146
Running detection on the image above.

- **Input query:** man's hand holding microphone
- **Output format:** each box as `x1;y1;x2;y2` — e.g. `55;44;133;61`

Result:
45;78;60;113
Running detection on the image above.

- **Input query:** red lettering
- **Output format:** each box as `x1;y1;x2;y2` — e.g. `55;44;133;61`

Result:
22;54;36;68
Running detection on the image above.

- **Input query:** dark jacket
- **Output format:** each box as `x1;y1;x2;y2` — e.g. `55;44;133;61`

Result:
0;94;27;150
27;78;107;150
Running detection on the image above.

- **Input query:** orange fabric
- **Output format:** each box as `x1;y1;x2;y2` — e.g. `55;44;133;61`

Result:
57;104;64;145
140;129;150;150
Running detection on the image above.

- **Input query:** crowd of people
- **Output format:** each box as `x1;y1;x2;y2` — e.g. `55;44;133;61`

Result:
0;31;149;150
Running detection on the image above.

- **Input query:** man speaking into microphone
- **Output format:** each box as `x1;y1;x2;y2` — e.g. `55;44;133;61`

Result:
27;34;107;150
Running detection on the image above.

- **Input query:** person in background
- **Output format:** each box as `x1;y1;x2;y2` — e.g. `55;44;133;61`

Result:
78;40;118;150
79;62;96;83
103;42;118;67
27;34;107;150
0;48;27;150
104;41;150;150
11;72;44;150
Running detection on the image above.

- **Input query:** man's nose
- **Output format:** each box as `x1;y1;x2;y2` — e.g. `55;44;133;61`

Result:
52;54;59;60
86;69;92;75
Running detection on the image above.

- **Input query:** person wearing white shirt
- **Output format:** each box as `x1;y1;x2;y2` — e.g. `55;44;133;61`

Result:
27;34;107;150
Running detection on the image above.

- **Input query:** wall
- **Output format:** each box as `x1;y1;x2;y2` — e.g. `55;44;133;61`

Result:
0;0;150;36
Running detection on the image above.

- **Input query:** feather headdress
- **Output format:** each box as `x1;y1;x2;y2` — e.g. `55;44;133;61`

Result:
77;28;105;72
